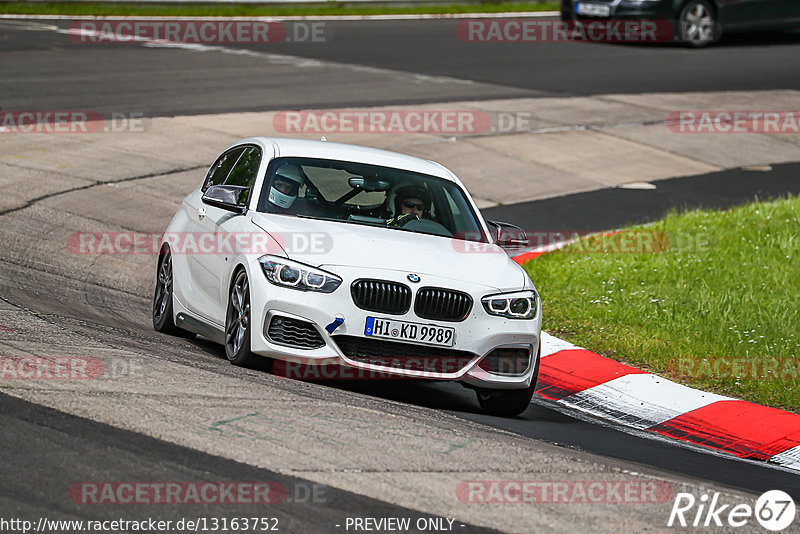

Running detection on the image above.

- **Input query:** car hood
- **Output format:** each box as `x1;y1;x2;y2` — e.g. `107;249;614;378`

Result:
251;212;526;291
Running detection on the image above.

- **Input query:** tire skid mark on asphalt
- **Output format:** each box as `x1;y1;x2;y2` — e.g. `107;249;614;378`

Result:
202;410;477;454
0;164;205;217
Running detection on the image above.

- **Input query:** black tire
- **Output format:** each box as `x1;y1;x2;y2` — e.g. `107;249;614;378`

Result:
153;248;194;338
224;269;258;367
476;345;541;417
678;0;719;48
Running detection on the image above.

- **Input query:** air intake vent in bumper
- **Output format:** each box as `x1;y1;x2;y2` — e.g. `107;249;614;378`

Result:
477;346;532;376
267;316;325;349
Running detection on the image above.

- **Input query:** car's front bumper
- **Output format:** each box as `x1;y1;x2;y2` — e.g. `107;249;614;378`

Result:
248;262;541;389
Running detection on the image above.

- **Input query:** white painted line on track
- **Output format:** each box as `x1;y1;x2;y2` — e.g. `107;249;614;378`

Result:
139;39;474;85
559;373;732;430
540;331;578;358
50;23;477;87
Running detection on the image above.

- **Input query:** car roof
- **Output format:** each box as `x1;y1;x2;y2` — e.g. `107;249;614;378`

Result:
243;137;458;183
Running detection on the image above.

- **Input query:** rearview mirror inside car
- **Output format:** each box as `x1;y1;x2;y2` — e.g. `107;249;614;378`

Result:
348;177;391;192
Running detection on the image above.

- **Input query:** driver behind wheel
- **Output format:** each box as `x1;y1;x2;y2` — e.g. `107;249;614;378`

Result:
387;185;432;227
268;163;304;212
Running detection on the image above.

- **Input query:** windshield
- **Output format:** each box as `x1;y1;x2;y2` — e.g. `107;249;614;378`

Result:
257;157;489;243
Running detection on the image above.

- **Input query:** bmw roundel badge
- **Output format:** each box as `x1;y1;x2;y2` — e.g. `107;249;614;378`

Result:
407;273;420;283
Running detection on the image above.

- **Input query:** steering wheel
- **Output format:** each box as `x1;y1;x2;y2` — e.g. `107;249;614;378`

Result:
400;217;453;237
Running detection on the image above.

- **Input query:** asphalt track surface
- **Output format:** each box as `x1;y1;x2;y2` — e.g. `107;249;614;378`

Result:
484;161;800;239
0;393;499;533
2;13;800;532
0;17;799;116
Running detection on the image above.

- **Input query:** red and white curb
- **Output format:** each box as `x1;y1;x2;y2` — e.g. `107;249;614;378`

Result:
513;245;800;473
536;333;800;472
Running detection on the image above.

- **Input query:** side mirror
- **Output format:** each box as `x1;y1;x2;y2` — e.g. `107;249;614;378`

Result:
202;185;250;214
488;220;529;251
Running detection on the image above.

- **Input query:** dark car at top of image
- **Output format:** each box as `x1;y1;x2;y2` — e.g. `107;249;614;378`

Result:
561;0;800;47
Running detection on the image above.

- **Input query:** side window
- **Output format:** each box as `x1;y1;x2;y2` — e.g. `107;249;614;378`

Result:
202;147;245;192
225;146;262;188
224;146;262;206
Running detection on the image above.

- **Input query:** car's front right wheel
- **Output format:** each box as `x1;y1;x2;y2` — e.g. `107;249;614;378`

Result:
475;347;540;417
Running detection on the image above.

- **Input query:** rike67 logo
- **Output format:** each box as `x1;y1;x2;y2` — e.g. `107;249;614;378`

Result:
668;490;795;531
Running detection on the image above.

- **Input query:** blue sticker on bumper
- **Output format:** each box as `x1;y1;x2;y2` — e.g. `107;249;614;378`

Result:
325;317;344;334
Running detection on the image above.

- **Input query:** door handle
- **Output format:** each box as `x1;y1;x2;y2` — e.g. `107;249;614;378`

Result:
198;207;206;220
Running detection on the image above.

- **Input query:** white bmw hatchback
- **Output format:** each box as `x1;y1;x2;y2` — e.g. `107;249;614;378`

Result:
153;137;541;416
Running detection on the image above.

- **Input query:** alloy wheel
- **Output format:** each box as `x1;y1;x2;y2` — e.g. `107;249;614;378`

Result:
226;271;251;357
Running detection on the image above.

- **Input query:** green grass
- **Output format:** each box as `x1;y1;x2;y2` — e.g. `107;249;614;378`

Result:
525;195;800;413
0;2;558;17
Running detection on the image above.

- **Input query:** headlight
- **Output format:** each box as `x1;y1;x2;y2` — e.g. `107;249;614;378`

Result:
259;255;342;293
481;290;538;320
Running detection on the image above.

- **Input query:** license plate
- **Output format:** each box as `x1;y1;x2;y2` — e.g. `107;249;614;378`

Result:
575;2;611;16
364;317;455;347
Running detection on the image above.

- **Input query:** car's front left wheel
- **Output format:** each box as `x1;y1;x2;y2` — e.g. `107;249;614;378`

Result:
225;269;258;367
